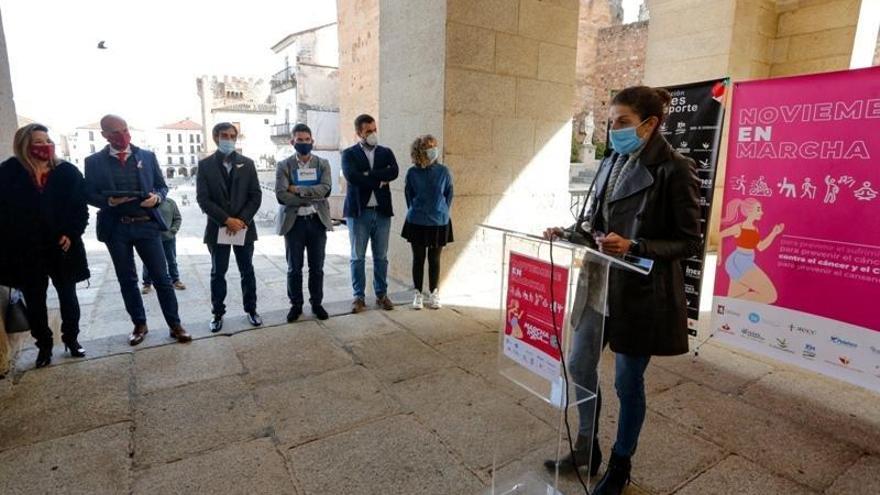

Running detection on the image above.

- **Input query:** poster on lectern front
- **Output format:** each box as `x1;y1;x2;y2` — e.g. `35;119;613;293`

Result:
713;66;880;393
503;253;568;382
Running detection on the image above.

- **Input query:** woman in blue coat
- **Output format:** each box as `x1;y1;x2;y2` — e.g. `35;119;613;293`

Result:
402;135;453;310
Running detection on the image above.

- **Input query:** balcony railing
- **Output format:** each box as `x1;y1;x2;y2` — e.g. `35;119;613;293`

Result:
271;122;294;139
270;67;296;92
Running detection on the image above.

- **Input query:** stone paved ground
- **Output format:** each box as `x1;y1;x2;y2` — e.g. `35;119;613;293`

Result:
1;296;879;494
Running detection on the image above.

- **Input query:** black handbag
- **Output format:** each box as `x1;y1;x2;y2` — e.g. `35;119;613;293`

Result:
5;288;30;334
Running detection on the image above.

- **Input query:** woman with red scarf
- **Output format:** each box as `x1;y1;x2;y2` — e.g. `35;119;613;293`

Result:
0;124;90;368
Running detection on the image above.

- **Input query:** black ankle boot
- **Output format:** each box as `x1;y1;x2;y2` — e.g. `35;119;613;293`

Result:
592;451;631;495
62;337;86;358
543;435;602;476
35;346;52;368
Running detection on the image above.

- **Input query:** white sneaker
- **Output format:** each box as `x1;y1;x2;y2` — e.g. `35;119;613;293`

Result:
428;289;441;309
411;290;424;310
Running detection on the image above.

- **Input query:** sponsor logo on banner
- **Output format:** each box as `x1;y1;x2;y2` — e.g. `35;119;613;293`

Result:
748;312;761;323
772;337;793;353
741;328;764;342
718;323;734;335
788;324;817;336
717;305;725;315
686;266;702;278
802;343;817;359
870;346;880;356
831;336;858;348
824;355;863;373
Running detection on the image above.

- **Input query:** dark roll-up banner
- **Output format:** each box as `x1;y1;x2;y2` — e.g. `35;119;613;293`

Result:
658;79;728;335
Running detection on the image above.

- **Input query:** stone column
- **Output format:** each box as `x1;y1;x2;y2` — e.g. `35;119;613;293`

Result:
338;0;581;297
0;8;17;158
0;7;17;374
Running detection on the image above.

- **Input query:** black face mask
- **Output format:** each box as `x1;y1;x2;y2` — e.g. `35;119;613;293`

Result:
294;142;313;155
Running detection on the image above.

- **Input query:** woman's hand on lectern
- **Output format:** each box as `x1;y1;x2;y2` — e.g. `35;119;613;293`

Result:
543;227;565;240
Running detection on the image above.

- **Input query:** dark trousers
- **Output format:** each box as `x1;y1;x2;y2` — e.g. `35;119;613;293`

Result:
142;238;179;284
411;244;443;292
207;241;257;316
20;276;80;350
105;221;180;326
284;215;327;307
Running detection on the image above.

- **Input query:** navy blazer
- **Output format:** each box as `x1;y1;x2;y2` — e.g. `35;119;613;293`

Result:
341;143;399;218
84;145;169;242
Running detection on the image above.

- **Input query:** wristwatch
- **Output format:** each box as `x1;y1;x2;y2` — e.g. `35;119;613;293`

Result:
628;239;641;256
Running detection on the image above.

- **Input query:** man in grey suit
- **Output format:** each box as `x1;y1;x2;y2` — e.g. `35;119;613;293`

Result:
196;122;263;332
275;123;333;322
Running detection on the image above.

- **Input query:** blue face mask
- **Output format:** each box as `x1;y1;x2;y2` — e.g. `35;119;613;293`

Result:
609;119;649;154
218;139;236;155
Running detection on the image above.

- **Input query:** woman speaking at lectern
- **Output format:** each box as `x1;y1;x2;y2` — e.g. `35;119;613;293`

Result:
543;86;701;494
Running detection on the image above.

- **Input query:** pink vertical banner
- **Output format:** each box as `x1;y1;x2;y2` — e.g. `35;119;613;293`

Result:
713;67;880;392
503;253;568;381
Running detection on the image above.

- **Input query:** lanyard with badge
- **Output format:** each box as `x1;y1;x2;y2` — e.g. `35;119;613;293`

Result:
292;162;320;186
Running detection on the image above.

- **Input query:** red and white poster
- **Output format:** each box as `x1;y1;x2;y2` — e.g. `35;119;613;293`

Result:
503;252;568;382
713;67;880;392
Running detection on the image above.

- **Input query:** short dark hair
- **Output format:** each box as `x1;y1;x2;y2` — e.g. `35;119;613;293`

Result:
291;123;312;137
611;86;673;124
354;114;375;132
212;122;238;139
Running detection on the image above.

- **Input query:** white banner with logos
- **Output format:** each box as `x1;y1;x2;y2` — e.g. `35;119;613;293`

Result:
713;297;880;391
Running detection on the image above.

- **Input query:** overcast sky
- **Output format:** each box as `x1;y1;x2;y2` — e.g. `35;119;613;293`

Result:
0;0;336;132
2;0;643;133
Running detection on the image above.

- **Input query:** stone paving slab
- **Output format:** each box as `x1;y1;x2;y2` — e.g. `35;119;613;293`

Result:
740;369;880;455
231;323;353;384
826;455;880;495
383;305;490;345
597;410;726;494
0;354;132;452
0;422;132;495
133;374;271;467
651;382;860;491
254;365;399;448
412;393;557;471
287;415;483;495
434;331;533;401
674;455;818;495
318;310;404;343
132;438;297;495
390;366;510;412
134;337;243;394
345;329;452;383
651;341;775;394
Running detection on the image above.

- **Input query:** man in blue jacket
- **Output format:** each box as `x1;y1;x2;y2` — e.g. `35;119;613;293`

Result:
84;114;191;346
341;114;399;313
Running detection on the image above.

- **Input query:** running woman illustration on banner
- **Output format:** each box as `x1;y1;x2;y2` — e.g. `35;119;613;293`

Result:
718;198;784;304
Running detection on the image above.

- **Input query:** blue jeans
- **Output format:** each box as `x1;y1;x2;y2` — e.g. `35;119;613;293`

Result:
142;238;179;284
207;242;257;316
569;308;652;458
347;209;390;299
285;215;327;307
105;221;180;326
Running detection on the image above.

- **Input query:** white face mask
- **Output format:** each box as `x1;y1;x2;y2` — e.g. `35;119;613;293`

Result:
425;147;439;163
364;133;378;147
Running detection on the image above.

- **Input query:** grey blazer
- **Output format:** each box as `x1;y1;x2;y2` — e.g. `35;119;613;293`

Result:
275;154;333;235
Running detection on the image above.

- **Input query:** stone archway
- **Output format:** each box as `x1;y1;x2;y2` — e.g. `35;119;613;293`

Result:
190;166;198;177
166;167;175;179
178;167;188;177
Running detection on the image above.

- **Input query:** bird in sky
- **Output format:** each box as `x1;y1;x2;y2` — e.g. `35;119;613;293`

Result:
97;41;107;49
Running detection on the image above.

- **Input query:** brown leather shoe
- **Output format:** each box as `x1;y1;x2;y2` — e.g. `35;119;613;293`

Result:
351;298;367;314
169;324;192;343
376;295;394;311
130;323;149;346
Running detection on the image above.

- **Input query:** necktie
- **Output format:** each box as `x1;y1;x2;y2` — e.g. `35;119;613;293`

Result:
117;152;128;167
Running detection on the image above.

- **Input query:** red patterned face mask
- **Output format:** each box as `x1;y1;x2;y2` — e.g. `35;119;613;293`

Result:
28;143;55;161
107;130;131;151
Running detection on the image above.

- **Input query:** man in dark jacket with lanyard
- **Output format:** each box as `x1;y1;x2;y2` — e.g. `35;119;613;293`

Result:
341;114;399;313
84;114;191;346
196;122;263;332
